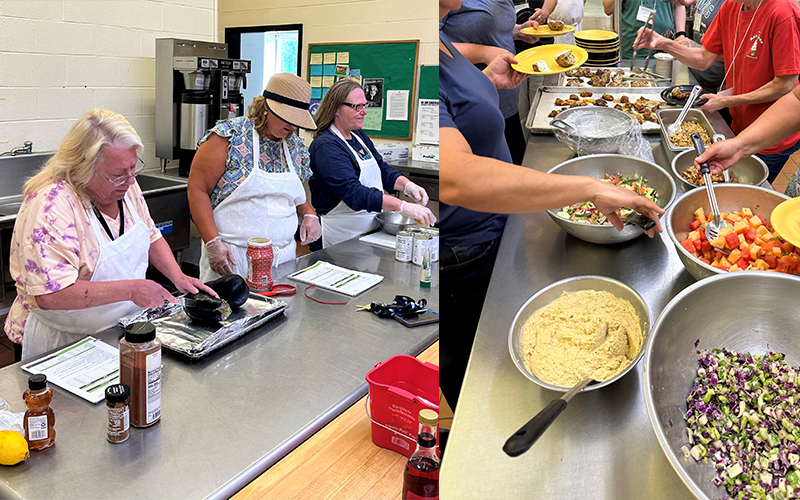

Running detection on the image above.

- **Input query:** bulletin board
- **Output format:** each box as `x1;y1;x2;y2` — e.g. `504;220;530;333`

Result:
418;65;439;100
307;40;420;140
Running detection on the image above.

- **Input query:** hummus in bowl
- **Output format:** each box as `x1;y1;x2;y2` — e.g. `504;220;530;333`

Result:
508;276;650;392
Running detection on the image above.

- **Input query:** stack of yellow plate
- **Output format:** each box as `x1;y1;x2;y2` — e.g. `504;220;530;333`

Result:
574;30;620;67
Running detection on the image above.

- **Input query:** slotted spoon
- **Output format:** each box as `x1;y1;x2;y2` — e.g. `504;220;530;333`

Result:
691;133;733;254
667;85;703;136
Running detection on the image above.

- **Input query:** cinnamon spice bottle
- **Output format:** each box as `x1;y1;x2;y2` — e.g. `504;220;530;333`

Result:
119;322;162;428
23;374;56;450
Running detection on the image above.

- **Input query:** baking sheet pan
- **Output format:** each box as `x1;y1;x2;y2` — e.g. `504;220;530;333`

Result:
118;295;288;359
556;67;656;87
526;86;668;134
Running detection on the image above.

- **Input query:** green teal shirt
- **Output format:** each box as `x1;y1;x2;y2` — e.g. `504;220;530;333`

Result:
620;0;675;59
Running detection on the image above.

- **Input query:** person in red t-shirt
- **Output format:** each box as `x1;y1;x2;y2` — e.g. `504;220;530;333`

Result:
634;0;800;184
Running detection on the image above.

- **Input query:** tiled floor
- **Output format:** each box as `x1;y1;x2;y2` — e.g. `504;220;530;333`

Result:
771;150;800;193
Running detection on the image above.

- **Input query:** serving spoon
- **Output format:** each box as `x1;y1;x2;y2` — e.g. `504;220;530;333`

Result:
667;85;703;136
692;133;734;254
503;377;593;457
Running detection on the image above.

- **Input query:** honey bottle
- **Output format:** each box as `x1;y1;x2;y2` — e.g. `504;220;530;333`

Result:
23;374;56;450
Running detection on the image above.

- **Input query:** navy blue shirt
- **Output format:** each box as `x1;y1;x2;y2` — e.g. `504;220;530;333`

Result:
439;34;509;248
440;0;519;119
309;128;402;215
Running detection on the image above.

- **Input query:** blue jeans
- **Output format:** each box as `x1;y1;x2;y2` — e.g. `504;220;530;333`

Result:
756;139;800;184
440;236;502;409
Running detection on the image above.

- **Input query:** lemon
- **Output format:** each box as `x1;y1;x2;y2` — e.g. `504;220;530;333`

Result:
0;430;29;466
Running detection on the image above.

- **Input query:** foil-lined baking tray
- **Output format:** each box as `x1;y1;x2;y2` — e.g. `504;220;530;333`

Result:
118;295;288;359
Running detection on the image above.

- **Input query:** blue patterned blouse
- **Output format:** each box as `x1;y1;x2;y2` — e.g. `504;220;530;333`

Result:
199;117;312;209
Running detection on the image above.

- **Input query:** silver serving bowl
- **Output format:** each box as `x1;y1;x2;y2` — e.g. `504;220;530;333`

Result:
546;154;677;244
550;107;635;155
670;149;769;193
665;184;790;280
643;272;800;500
375;211;418;235
508;275;650;392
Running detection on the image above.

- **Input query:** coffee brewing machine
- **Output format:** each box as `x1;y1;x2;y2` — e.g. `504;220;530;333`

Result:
156;38;250;176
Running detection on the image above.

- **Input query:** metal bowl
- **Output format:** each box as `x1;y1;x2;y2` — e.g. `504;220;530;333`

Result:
375;211;418;235
643;272;800;500
546;154;677;244
508;275;651;392
550;107;636;155
665;184;790;280
670;149;769;193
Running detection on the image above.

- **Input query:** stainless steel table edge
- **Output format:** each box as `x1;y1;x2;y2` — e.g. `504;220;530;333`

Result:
210;332;439;500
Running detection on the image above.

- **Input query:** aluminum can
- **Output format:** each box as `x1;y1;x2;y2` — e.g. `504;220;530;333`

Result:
395;230;413;262
422;228;439;262
246;237;273;291
412;233;432;266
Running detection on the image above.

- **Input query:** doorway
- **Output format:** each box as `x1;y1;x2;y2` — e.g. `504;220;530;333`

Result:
225;24;303;109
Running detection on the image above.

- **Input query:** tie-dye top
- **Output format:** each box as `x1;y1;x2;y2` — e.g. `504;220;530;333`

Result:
3;180;161;344
199;117;312;209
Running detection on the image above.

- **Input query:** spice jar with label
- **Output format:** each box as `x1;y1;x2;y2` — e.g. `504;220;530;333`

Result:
23;374;56;450
119;322;162;428
105;384;130;443
246;237;274;291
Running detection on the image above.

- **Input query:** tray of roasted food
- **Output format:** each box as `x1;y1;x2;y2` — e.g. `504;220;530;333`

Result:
526;86;666;134
557;67;655;88
119;276;288;359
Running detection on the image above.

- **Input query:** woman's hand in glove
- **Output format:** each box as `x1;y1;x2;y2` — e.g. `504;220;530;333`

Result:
206;236;236;276
300;214;322;245
400;201;437;227
403;181;430;206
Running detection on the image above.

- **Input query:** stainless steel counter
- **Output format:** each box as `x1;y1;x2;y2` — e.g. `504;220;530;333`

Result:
441;111;742;499
0;238;438;499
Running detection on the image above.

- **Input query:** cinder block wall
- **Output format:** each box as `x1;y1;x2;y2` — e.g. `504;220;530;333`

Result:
218;0;437;150
0;0;218;170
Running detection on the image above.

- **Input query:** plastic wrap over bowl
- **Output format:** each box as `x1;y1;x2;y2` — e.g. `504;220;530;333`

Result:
550;107;636;155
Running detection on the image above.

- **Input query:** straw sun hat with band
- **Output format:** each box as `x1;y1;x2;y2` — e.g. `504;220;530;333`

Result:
262;73;317;131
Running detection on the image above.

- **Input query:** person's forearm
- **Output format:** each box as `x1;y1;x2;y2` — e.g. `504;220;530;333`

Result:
35;280;135;310
450;42;504;65
149;237;183;284
730;89;800;156
720;76;798;108
674;4;686;32
296;200;317;217
382;194;404;211
187;186;219;243
393;176;410;192
653;38;715;70
602;0;614;16
542;0;557;16
441;149;603;213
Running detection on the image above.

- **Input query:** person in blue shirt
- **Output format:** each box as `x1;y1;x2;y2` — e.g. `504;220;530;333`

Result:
439;0;666;409
309;79;435;249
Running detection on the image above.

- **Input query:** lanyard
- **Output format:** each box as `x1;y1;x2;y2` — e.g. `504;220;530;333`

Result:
92;199;125;241
720;0;763;92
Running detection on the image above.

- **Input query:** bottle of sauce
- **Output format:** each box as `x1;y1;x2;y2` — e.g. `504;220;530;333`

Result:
402;408;440;499
105;384;130;443
119;322;162;428
23;374;56;450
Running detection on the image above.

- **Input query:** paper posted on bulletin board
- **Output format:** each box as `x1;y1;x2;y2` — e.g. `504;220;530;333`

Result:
415;99;438;145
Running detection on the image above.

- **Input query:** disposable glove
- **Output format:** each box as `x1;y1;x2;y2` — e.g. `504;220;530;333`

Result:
403;181;429;206
206;236;236;276
300;214;322;245
399;201;436;228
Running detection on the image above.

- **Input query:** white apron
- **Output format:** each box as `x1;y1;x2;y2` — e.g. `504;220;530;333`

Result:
321;125;383;249
200;126;306;282
21;192;150;360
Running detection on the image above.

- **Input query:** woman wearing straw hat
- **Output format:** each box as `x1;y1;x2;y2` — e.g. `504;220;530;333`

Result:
308;79;436;249
188;73;321;280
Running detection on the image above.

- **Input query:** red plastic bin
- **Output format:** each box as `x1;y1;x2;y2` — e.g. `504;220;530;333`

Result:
365;354;439;457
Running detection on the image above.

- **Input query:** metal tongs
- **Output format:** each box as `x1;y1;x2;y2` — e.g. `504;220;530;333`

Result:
630;11;656;77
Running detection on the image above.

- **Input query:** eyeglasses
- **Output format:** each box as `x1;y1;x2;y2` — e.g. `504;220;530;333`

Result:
103;157;146;186
341;102;368;112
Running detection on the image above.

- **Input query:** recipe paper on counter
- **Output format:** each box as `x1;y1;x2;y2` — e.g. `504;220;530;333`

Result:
288;261;383;296
21;337;120;404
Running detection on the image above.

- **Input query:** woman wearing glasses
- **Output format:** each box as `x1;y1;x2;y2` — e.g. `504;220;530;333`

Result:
188;73;321;280
4;108;213;360
308;79;436;249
